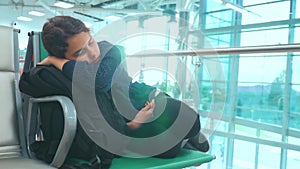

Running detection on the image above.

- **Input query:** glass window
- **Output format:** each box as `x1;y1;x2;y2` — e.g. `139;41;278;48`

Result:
258;145;281;169
290;85;300;130
292;55;300;84
241;28;289;46
205;10;233;29
207;34;231;48
291;85;300;107
209;135;227;169
259;130;281;142
242;1;290;25
287;150;300;169
296;0;300;18
290;55;300;127
206;0;229;12
194;1;300;169
214;121;229;132
236;94;283;125
233;140;256;168
288;136;300;146
198;81;214;111
238;55;287;84
243;0;280;6
200;56;229;84
237;56;287;125
235;124;257;137
198;54;228;114
289;109;300;130
294;27;300;43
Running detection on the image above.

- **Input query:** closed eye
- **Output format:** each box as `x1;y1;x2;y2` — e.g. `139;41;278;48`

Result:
88;37;94;46
73;36;93;57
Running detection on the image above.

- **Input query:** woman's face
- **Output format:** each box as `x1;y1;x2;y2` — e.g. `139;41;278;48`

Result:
65;32;100;64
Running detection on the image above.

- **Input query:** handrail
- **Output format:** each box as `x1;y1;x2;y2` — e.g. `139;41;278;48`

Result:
127;43;300;57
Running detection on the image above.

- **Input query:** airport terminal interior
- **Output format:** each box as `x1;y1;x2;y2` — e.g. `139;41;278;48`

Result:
1;0;300;168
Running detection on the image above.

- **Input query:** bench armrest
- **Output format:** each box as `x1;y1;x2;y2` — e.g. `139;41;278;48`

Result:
26;95;77;168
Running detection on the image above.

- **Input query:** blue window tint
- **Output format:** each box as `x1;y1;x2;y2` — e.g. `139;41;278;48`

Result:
258;145;281;168
205;10;234;29
238;55;287;84
233;140;256;168
287;149;300;168
207;34;231;48
243;0;280;6
296;1;300;18
294;27;300;43
241;28;289;46
242;1;290;25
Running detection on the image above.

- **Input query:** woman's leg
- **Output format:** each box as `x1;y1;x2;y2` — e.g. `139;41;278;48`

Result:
153;141;182;158
185;131;210;152
127;93;203;158
126;122;183;158
152;93;200;139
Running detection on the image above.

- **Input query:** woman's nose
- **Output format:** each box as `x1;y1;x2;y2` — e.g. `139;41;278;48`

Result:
87;48;98;59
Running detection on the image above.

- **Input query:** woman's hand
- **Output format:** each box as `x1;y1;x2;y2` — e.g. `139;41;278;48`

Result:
127;99;155;130
134;99;155;123
38;56;70;71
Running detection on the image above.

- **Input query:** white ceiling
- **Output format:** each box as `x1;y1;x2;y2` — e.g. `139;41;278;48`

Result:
0;0;179;48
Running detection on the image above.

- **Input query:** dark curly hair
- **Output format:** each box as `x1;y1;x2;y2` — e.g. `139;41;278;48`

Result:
41;15;89;58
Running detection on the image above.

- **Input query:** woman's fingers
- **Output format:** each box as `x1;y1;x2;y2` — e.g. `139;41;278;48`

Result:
150;99;155;108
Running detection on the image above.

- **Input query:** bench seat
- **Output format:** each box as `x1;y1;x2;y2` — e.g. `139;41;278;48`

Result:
110;149;215;169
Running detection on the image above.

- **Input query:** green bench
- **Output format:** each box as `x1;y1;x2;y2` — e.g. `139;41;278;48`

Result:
110;149;215;169
25;32;215;169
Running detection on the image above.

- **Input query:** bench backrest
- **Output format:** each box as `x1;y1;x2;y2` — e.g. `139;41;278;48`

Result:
0;26;25;159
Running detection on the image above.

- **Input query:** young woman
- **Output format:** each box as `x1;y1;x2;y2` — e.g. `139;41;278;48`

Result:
39;15;208;158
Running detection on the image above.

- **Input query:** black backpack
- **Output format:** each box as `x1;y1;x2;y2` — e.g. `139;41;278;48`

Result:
19;65;125;169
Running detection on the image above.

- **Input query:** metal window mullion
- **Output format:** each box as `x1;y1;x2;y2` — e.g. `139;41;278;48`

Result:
280;1;296;168
281;53;292;169
196;18;300;36
225;54;238;169
197;2;213;169
225;4;241;168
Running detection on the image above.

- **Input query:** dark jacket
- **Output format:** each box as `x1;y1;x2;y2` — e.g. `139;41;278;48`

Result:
61;41;156;117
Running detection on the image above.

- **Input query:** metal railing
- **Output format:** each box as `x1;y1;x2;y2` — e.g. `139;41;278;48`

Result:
127;43;300;57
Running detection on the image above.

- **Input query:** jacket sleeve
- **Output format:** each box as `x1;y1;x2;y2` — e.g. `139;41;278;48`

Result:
62;41;126;92
19;65;72;98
